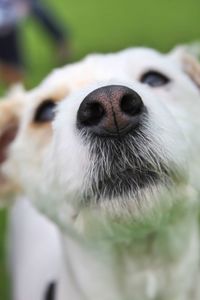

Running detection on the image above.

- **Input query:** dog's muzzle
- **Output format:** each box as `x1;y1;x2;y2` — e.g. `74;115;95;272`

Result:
76;85;171;201
77;85;145;136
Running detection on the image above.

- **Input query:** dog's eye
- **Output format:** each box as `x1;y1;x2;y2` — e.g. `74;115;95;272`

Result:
140;71;170;87
34;100;57;123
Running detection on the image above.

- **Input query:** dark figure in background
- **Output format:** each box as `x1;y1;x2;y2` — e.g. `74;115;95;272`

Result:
0;0;70;85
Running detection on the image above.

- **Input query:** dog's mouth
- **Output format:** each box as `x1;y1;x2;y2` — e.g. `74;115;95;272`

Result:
80;127;175;203
75;84;184;206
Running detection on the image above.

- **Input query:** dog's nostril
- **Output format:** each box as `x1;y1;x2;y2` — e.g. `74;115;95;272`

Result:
120;92;143;117
78;102;105;126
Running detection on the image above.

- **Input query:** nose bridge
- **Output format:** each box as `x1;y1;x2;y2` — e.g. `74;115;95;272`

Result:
95;69;129;85
93;87;123;131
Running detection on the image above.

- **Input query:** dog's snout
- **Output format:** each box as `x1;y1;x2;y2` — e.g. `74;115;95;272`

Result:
77;85;144;136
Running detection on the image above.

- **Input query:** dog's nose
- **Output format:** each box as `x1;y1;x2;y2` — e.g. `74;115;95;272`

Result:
77;85;144;136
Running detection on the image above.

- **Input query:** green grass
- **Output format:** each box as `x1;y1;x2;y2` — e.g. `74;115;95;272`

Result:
1;0;200;298
0;210;9;300
20;0;200;88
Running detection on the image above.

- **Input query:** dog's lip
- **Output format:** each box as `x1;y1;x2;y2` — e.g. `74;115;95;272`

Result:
88;123;138;137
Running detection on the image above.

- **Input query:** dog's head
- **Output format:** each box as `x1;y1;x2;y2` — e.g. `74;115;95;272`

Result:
4;47;200;220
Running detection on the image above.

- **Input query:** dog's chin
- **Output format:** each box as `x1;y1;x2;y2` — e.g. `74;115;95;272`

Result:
80;128;177;207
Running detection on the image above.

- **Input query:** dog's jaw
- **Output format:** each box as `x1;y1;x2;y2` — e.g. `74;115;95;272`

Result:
79;123;182;208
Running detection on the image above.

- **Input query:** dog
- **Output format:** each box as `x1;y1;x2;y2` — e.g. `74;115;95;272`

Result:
3;46;200;300
0;71;70;300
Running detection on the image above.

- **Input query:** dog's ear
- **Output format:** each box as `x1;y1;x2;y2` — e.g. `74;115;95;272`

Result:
169;44;200;88
0;95;25;206
0;86;26;164
0;103;19;164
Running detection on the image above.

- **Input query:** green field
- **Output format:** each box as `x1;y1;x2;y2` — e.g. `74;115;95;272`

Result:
1;0;200;298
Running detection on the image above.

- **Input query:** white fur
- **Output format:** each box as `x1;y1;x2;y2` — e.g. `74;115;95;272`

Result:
4;47;200;299
8;197;62;300
0;76;70;300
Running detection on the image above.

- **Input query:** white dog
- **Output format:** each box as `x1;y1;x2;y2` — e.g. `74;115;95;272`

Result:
3;47;200;300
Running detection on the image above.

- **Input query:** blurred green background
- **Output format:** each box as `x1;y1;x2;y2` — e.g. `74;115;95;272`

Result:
1;0;200;298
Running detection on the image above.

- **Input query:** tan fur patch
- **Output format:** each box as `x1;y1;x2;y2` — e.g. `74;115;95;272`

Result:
0;97;25;204
182;53;200;88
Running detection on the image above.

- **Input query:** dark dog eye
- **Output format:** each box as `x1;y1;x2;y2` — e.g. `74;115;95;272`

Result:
34;100;57;123
140;71;170;87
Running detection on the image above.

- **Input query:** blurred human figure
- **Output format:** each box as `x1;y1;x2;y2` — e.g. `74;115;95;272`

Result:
0;0;28;84
0;0;70;86
31;0;70;61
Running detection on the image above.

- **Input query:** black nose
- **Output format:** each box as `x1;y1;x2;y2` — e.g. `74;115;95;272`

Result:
77;85;144;136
